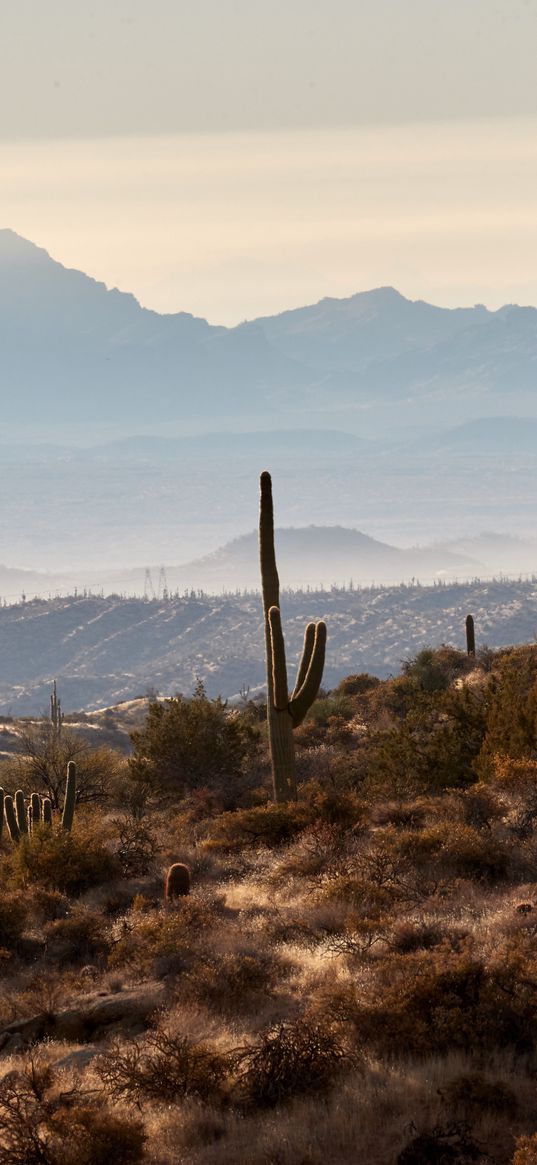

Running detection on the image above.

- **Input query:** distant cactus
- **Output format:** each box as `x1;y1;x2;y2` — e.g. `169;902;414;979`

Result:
4;795;20;843
15;789;28;836
42;797;53;826
61;761;76;832
50;679;64;736
165;863;191;902
259;471;327;802
466;614;476;657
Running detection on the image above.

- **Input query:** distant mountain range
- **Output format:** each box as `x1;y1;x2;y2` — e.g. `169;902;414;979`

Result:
3;229;537;437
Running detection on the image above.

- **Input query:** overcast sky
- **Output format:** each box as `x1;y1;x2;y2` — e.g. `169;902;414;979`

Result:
1;0;537;321
2;0;537;138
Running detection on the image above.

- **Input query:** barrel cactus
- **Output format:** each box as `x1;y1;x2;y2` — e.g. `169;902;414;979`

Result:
165;862;191;902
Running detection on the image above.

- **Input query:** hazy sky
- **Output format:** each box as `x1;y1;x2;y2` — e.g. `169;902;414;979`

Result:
2;1;537;321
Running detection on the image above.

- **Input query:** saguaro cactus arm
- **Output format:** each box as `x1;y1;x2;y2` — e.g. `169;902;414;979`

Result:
15;789;28;836
4;795;20;843
289;620;327;727
268;606;289;710
291;623;316;699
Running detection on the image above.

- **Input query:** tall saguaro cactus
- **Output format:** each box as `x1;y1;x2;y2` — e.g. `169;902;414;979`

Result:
259;471;327;802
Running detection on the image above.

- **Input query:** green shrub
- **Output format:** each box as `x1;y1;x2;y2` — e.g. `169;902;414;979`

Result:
128;684;258;800
2;819;119;895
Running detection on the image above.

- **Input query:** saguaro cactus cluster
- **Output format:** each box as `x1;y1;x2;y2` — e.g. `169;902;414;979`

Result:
259;471;327;802
1;761;76;843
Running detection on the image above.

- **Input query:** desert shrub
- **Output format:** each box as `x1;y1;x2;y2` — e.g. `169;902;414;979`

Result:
109;897;217;977
0;1056;145;1165
393;821;508;882
2;819;119;895
330;943;537;1057
0;891;29;956
234;1018;351;1108
476;646;537;778
334;673;381;697
441;1071;517;1119
397;1123;483;1165
204;801;314;850
26;887;70;923
299;781;367;829
113;815;159;876
390;919;446;954
402;647;453;692
456;783;504;830
128;684;259;800
97;1028;229;1103
181;949;284;1015
315;872;394;919
513;1136;537;1164
365;684;487;798
43;907;109;966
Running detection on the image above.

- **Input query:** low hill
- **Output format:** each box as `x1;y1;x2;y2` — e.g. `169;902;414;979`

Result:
171;527;481;591
1;577;537;713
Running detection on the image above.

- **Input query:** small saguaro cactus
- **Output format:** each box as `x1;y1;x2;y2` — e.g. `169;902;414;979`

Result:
466;614;476;657
4;795;20;843
165;862;191;903
61;761;77;832
259;471;327;802
15;789;28;836
30;792;41;827
42;797;53;826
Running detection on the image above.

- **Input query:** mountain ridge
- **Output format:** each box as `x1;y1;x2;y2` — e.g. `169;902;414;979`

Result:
3;229;537;436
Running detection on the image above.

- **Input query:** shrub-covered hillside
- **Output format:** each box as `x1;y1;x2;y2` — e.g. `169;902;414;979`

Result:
2;647;537;1162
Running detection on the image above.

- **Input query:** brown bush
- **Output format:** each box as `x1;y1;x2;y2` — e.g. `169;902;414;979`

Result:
397;1123;484;1165
393;821;508;883
43;908;109;966
205;801;314;850
97;1028;229;1104
0;891;29;956
0;1055;145;1165
234;1018;352;1108
441;1071;517;1119
328;943;537;1057
181;949;284;1015
109;896;218;978
513;1135;537;1164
